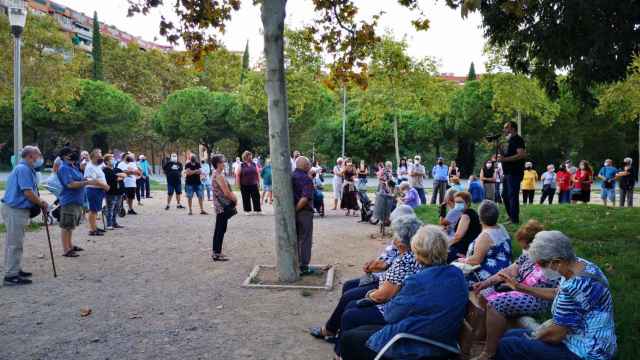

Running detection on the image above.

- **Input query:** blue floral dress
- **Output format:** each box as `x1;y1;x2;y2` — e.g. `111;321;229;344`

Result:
466;225;512;282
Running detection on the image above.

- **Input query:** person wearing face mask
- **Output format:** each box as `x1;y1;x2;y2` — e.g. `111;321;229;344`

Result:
597;159;618;207
556;164;572;204
521;162;538;205
497;121;527;224
184;154;207;215
466;220;558;360
616;157;635;207
1;146;48;285
447;191;481;263
431;157;449;205
496;231;616;360
409;155;427;205
84;149;110;236
539;164;557;204
571;160;593;204
118;153;141;215
102;154;126;230
398;181;420;209
480;159;497;201
163;153;185;210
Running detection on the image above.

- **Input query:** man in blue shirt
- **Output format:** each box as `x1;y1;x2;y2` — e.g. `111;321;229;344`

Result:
292;156;315;275
468;175;485;204
1;146;48;286
431;157;449;205
137;154;152;200
598;159;618;207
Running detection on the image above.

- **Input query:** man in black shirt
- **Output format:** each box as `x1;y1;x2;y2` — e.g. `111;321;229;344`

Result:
498;121;527;224
617;157;636;207
184;154;207;215
163;153;185;211
103;154;126;229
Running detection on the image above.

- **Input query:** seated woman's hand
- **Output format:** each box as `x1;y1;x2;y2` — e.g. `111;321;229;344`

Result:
497;273;518;290
472;280;490;294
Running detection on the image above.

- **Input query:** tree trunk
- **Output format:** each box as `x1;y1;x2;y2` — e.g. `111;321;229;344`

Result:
393;116;400;167
456;137;476;178
261;0;299;282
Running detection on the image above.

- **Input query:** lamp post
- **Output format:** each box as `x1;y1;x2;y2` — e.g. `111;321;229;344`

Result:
8;0;27;159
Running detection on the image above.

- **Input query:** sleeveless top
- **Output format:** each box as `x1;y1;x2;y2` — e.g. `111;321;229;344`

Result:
212;170;229;215
482;165;495;181
239;162;259;186
467;225;512;281
451;208;481;257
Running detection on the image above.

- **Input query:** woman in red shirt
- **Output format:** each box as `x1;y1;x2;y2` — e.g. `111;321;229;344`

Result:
571;160;593;204
555;164;572;203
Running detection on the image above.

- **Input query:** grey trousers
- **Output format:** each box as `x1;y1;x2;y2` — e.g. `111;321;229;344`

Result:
1;204;30;278
431;180;448;204
620;188;634;207
296;208;314;268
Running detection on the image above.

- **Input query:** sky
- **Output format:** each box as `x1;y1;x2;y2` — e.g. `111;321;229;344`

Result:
56;0;488;75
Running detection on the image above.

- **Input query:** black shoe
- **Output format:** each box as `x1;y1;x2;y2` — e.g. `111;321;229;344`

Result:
89;231;104;236
96;228;106;233
128;210;138;215
113;224;125;229
165;205;170;211
3;276;32;286
177;205;185;209
18;270;32;277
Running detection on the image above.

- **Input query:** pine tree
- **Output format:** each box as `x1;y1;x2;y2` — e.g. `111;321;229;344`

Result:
240;40;249;83
92;11;104;81
467;61;476;81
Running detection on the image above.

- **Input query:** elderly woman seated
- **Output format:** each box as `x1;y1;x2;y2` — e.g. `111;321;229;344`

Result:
339;225;468;360
465;220;560;360
447;191;482;263
439;188;459;236
398;181;421;208
495;230;617;360
459;200;512;283
309;206;418;343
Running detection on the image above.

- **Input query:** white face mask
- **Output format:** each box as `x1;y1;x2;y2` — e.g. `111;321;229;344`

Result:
541;266;562;281
171;156;177;162
486;163;492;169
454;203;465;211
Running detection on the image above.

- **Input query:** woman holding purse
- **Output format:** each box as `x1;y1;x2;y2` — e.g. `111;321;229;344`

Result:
211;154;237;262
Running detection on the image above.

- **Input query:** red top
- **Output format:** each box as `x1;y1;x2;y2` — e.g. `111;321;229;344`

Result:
573;169;593;191
556;170;572;192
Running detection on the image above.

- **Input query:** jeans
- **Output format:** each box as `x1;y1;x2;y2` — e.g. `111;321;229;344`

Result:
135;178;144;202
326;278;380;334
540;186;556;204
203;182;212;200
212;212;229;254
415;187;427;205
522;189;535;204
502;174;523;223
620;187;634;207
1;205;30;278
558;190;571;204
335;301;386;355
496;329;580;360
339;325;384;360
240;184;261;212
495;182;502;203
105;194;121;227
136;176;150;198
431;180;448;204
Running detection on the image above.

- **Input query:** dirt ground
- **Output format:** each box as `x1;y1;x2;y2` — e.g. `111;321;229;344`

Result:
0;191;388;360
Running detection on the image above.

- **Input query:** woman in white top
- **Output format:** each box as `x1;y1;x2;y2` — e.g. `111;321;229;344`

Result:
84;149;110;236
332;158;344;210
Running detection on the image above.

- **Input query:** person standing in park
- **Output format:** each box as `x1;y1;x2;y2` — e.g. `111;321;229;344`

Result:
449;160;460;183
480;159;497;201
261;158;273;205
598;159;618;207
290;150;301;172
118;154;141;215
521;161;538;205
332;158;344;210
565;160;577;176
431;156;449;205
617;157;635;207
211;154;237;262
498;121;527;224
293;156;315;275
163;153;185;210
84;149;110;236
137;155;152;200
494;159;504;203
185;154;207;215
2;146;48;286
58;147;97;257
539;164;557;204
571;160;594;204
397;158;409;183
410;155;427;205
236;151;262;214
102;154;125;230
556;164;572;204
201;158;213;201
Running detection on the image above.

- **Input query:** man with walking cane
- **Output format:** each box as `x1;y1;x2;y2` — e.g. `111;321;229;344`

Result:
2;146;48;286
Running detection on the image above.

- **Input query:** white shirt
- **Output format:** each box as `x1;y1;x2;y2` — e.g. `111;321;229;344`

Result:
232;161;241;174
118;161;137;188
84;162;106;189
409;164;426;188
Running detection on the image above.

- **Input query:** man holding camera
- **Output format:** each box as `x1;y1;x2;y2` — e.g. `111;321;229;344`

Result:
498;121;527;224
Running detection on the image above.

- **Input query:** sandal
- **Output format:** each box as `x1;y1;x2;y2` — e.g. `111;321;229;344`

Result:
62;250;79;257
309;326;337;343
72;246;84;252
89;231;104;236
212;254;230;262
200;211;208;215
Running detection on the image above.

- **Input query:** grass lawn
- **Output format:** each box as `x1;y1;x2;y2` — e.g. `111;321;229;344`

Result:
415;204;640;360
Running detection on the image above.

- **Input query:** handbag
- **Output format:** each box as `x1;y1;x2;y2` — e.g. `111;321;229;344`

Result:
29;205;42;219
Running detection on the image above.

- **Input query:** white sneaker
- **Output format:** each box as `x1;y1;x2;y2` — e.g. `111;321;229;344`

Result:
106;226;114;230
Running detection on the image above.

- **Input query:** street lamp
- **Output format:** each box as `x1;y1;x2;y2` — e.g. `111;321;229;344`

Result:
8;0;27;159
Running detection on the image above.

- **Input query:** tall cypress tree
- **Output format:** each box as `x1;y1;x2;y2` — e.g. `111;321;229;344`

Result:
467;62;476;81
240;40;249;83
92;11;104;81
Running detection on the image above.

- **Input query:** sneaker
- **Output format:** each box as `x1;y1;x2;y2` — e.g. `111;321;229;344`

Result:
177;205;185;209
128;210;138;215
3;276;32;286
18;270;32;277
165;205;170;211
113;224;125;229
106;226;114;230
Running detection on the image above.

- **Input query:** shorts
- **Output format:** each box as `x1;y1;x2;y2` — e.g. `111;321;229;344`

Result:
60;204;83;230
601;187;615;201
86;188;105;212
125;187;136;200
167;181;182;196
263;184;272;192
186;184;204;199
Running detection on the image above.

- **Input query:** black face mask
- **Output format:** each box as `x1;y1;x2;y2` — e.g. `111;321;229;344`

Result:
438;161;443;165
126;157;134;162
69;152;80;162
97;159;104;165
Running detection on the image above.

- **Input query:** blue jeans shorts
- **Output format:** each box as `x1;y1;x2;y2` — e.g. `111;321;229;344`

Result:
601;187;615;201
186;184;204;199
167;181;182;196
86;188;105;212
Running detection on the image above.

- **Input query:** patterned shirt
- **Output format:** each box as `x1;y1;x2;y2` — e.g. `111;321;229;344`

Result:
292;169;314;210
467;225;512;282
378;251;423;313
552;259;617;360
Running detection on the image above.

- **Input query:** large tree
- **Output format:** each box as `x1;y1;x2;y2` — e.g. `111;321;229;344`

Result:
92;11;104;81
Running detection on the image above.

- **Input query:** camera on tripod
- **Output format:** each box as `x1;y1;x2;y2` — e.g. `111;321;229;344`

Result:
485;134;501;142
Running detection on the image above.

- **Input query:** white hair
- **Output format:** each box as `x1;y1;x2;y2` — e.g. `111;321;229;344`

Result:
478;200;500;226
411;225;448;265
399;181;411;191
390;205;415;222
624;157;632;164
528;230;576;263
21;146;41;158
391;215;423;247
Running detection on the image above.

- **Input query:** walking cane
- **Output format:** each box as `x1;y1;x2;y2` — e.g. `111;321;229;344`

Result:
42;211;57;278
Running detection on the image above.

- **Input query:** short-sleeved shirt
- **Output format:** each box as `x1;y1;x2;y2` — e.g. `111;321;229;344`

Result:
409;164;426;188
184;161;202;186
403;187;421;208
556;171;572;191
378;251;423;313
261;165;273;186
468;181;485;203
598;166;618;189
58;161;86;206
2;161;38;209
574;169;593;191
541;171;556;188
201;162;212;184
502;134;525;176
84;162;106;189
103;167;123;195
292;168;314;210
619;167;636;190
521;170;538;190
163;161;183;184
432;164;449;181
552;259;617;360
118;162;137;188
